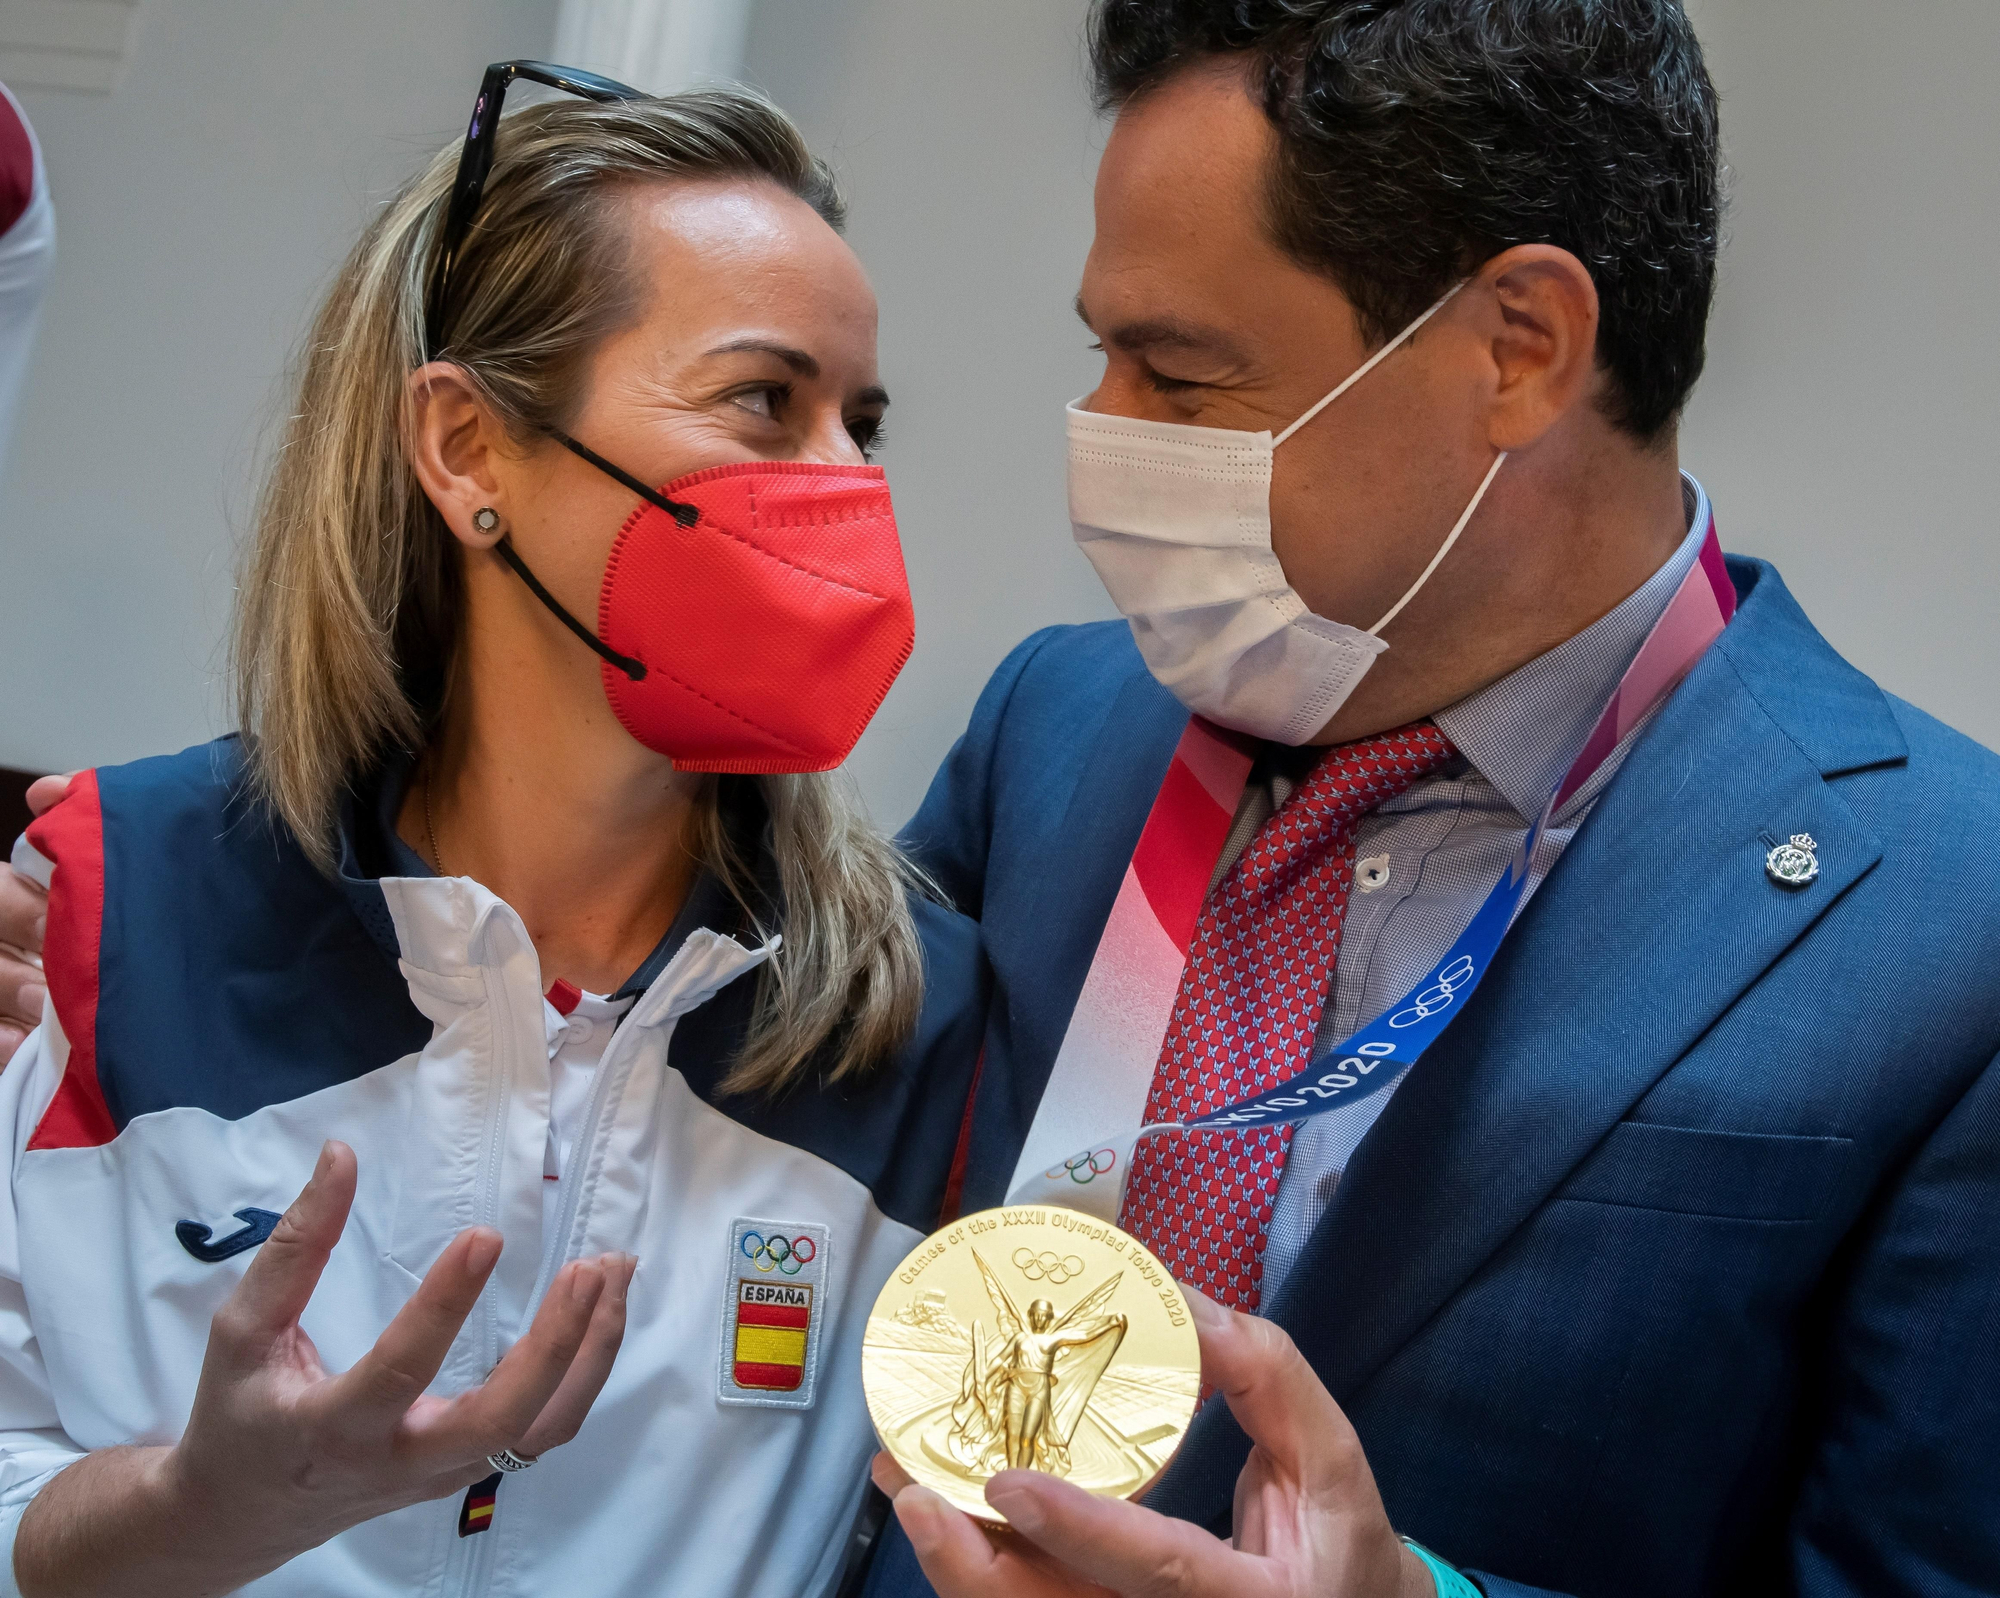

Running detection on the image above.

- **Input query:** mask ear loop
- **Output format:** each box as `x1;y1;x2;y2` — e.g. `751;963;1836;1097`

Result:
491;537;649;682
550;431;701;527
484;429;707;683
485;429;713;682
1366;450;1508;637
1271;281;1468;450
1260;277;1501;638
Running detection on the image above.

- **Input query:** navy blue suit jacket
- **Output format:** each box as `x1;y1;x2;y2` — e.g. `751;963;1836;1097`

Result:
867;558;2000;1597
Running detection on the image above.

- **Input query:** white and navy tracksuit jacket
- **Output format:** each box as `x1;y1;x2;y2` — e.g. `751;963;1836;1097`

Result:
0;738;988;1597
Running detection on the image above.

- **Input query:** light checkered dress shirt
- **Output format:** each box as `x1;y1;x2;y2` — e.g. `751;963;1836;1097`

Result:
1222;476;1717;1301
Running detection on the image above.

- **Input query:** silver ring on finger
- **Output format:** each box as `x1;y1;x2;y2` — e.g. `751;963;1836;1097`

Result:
486;1448;538;1473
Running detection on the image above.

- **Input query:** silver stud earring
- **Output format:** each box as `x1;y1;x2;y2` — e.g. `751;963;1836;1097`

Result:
472;506;501;534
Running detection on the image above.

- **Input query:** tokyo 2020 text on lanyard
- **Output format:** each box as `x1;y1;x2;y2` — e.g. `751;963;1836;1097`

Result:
1007;525;1739;1220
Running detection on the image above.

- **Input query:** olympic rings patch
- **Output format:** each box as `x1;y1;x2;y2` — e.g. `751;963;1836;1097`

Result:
1044;1148;1117;1185
722;1216;829;1411
740;1230;819;1276
1013;1248;1085;1285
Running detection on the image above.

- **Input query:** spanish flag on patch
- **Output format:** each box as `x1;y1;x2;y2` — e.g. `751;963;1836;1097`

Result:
733;1280;812;1391
458;1471;501;1537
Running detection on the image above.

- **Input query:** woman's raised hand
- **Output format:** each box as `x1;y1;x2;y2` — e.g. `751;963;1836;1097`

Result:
15;1140;635;1598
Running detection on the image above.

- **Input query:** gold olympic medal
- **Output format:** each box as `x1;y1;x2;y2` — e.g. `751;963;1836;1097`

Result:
863;1206;1201;1522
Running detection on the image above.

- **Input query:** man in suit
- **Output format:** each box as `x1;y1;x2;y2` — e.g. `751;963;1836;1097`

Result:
865;2;2000;1596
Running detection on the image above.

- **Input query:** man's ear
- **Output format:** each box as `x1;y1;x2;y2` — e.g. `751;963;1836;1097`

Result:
405;363;511;550
1477;245;1602;453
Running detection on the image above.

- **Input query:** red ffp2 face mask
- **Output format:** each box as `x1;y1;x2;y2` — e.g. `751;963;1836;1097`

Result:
496;435;915;773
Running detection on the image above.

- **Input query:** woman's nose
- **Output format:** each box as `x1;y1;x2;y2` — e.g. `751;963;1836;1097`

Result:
799;408;869;467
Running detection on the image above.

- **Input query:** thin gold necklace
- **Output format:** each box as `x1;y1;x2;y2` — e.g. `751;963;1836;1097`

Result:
422;763;447;877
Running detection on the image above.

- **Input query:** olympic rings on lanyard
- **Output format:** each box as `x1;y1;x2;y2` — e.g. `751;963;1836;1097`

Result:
740;1231;818;1276
1388;953;1477;1029
1044;1148;1118;1185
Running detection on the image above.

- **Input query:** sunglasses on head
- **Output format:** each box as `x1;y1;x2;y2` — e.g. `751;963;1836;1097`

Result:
422;59;644;362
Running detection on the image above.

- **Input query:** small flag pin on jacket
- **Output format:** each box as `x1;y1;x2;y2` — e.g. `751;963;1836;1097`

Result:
1766;833;1820;888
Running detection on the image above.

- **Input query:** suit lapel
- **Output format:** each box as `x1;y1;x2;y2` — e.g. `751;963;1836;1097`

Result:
967;663;1189;1205
1148;560;1906;1527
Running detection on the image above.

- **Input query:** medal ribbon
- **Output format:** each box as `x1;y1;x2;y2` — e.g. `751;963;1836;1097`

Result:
1008;526;1738;1220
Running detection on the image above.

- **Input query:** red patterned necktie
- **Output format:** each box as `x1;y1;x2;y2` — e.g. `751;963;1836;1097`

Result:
1119;720;1458;1311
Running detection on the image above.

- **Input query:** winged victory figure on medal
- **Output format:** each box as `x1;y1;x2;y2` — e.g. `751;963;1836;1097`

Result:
946;1251;1129;1477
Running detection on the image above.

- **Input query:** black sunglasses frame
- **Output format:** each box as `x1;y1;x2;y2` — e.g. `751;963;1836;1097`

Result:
422;59;645;361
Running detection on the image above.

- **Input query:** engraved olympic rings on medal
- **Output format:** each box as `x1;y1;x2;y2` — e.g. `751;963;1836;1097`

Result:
1044;1148;1117;1184
1012;1248;1086;1284
1388;954;1477;1029
740;1230;819;1276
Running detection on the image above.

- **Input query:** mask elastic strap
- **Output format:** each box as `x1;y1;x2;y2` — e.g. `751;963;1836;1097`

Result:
551;430;702;528
492;536;649;682
1271;282;1468;450
1367;451;1508;637
488;428;707;682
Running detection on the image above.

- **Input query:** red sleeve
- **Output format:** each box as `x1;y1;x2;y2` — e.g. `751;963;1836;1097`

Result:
0;89;33;238
22;771;118;1151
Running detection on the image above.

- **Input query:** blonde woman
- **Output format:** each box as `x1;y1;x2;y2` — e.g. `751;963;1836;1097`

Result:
0;67;987;1597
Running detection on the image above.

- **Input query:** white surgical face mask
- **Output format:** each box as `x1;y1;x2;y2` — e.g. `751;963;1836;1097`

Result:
1068;286;1507;744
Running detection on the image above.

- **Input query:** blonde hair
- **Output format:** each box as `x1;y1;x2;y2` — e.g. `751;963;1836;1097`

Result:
234;90;930;1095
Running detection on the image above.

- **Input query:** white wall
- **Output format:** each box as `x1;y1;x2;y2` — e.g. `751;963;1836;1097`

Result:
1680;0;2000;757
0;0;560;771
3;0;1996;825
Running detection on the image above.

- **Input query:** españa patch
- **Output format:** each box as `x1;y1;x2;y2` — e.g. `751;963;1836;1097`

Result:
717;1217;831;1410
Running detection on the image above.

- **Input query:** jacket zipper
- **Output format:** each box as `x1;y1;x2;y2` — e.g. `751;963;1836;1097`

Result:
527;1002;645;1315
446;953;532;1598
443;931;770;1597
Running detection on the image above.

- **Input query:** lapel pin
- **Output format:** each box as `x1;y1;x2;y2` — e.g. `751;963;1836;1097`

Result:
1766;833;1820;889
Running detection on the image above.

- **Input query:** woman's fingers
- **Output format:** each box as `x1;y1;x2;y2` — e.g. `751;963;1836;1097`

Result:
413;1259;605;1460
0;952;43;1018
220;1142;358;1356
517;1254;635;1457
24;773;73;818
324;1227;504;1420
0;775;67;1069
0;865;48;1065
0;869;45;963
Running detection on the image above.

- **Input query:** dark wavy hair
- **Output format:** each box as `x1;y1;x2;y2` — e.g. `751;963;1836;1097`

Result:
1090;0;1721;441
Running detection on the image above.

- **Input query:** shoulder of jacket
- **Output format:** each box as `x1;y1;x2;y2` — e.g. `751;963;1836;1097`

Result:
1006;619;1142;684
982;620;1149;730
19;738;418;1145
25;737;294;897
1884;696;2000;800
43;737;250;834
1871;697;2000;897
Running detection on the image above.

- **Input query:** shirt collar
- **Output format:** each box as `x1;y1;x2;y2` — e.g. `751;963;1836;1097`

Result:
1432;473;1713;824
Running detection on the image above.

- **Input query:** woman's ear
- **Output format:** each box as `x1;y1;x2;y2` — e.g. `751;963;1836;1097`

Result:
1477;245;1602;454
406;362;510;550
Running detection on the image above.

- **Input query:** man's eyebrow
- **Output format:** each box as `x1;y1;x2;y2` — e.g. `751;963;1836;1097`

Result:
1073;297;1247;361
704;338;822;378
853;385;890;409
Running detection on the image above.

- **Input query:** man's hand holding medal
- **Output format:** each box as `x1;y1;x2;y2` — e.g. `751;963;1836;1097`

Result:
872;1290;1431;1598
